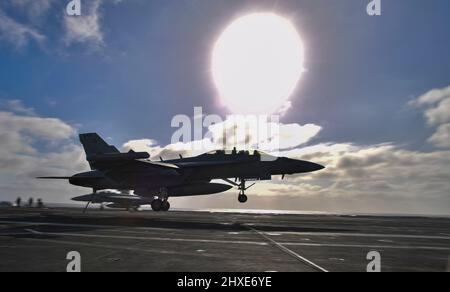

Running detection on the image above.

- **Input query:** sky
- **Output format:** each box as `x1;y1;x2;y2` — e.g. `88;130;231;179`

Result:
0;0;449;215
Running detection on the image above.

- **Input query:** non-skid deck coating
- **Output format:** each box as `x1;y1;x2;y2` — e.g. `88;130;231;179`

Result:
0;207;449;272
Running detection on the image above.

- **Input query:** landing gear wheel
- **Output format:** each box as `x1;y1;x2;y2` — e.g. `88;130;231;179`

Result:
238;194;248;203
151;199;162;211
161;201;170;212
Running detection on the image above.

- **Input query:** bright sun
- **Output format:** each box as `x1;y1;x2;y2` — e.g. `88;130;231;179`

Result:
212;13;304;115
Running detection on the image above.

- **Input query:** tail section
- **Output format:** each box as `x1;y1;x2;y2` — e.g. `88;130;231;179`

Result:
79;133;150;171
79;133;119;156
79;133;120;170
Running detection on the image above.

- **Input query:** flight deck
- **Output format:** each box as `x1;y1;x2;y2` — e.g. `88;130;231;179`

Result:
0;207;449;272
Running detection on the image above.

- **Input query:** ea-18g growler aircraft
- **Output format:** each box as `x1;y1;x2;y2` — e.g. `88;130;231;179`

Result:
39;133;325;212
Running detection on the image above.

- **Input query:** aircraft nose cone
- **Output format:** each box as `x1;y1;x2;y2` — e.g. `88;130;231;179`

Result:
281;158;325;174
304;161;325;172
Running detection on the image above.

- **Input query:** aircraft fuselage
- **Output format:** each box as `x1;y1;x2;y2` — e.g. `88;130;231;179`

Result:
68;153;324;197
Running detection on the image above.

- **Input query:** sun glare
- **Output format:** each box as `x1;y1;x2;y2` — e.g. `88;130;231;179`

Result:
212;13;304;115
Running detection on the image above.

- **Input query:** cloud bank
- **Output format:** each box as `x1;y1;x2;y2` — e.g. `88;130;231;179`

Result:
2;83;450;214
0;100;88;203
122;85;450;215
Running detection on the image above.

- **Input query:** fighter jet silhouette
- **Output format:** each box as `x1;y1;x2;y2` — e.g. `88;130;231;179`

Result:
39;133;324;212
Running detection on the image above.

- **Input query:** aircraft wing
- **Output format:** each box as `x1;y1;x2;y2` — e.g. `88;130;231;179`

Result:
173;161;242;168
140;160;180;169
100;159;181;183
90;156;180;172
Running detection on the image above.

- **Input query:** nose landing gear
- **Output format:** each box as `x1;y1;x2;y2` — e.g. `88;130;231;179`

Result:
151;188;171;212
221;178;256;204
226;178;255;204
238;193;248;203
237;179;254;204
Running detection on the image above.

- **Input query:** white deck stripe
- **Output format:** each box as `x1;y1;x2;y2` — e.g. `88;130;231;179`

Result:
264;231;450;240
24;229;42;235
246;225;329;273
1;228;268;246
0;220;180;232
280;242;450;251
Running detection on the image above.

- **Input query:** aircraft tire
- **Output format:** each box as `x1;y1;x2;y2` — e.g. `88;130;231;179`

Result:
151;199;162;211
238;194;248;203
161;201;170;212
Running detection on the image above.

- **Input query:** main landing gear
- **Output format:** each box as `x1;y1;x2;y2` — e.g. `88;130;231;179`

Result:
151;188;170;212
151;199;170;212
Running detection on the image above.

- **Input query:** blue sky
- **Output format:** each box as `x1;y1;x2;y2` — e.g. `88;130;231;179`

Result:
0;0;448;145
1;0;450;214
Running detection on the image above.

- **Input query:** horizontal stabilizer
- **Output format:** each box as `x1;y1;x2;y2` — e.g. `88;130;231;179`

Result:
87;151;150;162
36;177;72;180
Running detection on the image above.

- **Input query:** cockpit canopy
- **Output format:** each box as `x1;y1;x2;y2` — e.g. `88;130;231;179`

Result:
204;148;277;161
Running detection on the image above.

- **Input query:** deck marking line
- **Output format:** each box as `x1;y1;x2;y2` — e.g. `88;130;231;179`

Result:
245;225;329;273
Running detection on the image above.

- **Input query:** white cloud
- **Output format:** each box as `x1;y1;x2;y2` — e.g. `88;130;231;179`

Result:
0;99;36;116
409;85;450;108
123;138;215;161
1;0;123;50
0;111;76;141
424;97;450;126
122;138;165;158
282;143;450;197
410;85;450;148
62;0;125;49
0;103;88;203
0;7;45;48
276;123;321;150
207;116;321;152
276;100;292;116
63;0;104;48
123;116;322;160
428;123;450;149
10;0;55;23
